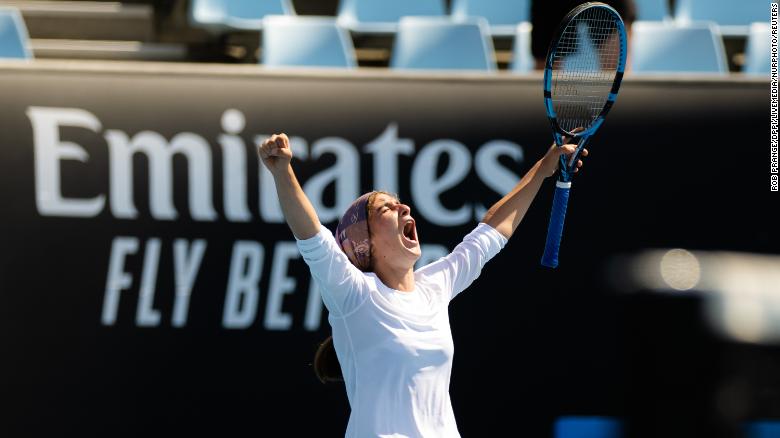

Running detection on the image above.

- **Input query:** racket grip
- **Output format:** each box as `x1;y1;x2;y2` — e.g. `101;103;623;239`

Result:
541;181;571;268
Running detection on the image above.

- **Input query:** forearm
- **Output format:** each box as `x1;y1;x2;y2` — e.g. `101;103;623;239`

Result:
272;165;320;240
481;160;547;239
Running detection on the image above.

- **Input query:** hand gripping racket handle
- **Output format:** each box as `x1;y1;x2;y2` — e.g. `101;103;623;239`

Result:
541;181;571;268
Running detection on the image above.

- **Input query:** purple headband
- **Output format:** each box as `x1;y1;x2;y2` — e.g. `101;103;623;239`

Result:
335;192;373;271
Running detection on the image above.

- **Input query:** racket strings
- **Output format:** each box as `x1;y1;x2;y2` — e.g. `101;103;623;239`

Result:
551;7;621;134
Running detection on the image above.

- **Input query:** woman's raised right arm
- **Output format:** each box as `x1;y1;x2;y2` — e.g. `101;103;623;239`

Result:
258;133;320;240
260;133;369;316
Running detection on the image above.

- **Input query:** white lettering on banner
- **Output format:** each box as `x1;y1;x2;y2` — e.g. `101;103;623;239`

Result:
28;107;106;217
136;238;162;326
304;281;324;332
219;109;252;222
100;240;465;330
105;130;218;221
102;237;205;327
304;137;361;223
223;241;264;329
30;106;528;331
105;237;436;330
364;123;415;195
102;237;139;325
172;239;207;327
28;106;526;225
264;242;301;330
411;140;473;226
474;140;524;220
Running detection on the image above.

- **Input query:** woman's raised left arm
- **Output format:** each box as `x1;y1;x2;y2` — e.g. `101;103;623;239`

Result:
481;143;586;239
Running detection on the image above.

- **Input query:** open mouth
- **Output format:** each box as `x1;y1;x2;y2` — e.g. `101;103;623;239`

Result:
402;219;417;244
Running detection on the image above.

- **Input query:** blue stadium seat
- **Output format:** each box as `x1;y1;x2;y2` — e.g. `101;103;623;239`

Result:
554;416;624;438
675;0;769;37
629;21;729;74
0;7;32;59
261;16;356;69
744;22;771;74
634;0;671;21
510;22;534;73
451;0;530;37
745;420;780;438
189;0;295;33
337;0;445;34
390;17;495;72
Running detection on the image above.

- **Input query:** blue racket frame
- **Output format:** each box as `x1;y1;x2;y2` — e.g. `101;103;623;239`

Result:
541;2;627;268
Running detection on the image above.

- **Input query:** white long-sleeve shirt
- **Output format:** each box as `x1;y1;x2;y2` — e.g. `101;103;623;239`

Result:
296;223;507;438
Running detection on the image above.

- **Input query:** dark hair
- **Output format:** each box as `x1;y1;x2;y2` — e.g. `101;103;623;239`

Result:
313;335;343;383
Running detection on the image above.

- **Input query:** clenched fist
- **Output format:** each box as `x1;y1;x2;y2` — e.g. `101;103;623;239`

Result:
259;133;293;175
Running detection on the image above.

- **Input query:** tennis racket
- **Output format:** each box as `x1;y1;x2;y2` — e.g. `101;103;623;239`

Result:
540;2;627;268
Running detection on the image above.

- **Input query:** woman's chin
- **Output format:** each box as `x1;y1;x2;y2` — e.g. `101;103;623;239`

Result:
401;235;419;250
406;244;422;260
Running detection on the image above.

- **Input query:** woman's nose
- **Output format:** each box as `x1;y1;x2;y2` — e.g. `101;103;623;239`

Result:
397;203;411;216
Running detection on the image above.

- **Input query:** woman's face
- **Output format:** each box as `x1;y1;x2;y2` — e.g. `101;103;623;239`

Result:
368;192;421;270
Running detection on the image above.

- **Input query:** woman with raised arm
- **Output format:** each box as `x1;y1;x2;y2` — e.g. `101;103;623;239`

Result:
258;133;586;438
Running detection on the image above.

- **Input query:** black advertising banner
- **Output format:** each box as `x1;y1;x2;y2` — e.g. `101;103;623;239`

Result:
0;62;772;436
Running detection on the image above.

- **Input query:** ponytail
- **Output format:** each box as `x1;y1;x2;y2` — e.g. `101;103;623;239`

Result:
313;335;343;383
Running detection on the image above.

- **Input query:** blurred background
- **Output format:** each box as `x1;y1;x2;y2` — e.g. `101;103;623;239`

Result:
0;0;776;437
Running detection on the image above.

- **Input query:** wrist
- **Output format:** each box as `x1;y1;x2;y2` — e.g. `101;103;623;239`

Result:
533;159;550;179
271;163;294;180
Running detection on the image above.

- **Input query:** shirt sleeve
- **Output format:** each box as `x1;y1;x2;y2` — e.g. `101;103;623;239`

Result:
296;224;371;317
420;222;508;301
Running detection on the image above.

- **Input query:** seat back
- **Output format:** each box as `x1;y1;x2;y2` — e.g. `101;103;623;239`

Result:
510;22;534;73
262;16;356;68
224;0;293;20
451;0;530;26
634;0;671;21
675;0;769;27
630;21;728;74
390;17;495;71
744;22;771;74
0;7;32;60
554;416;624;438
338;0;445;33
745;421;780;438
190;0;294;32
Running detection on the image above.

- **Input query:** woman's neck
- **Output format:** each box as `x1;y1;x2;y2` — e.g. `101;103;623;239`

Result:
374;263;415;292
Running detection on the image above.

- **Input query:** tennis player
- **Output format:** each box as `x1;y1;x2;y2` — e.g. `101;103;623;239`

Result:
259;133;586;437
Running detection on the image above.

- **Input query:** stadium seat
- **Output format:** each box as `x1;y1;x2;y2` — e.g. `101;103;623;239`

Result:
337;0;446;34
634;0;671;21
745;421;780;438
189;0;295;33
674;0;769;37
510;22;534;73
261;16;357;68
390;17;495;71
0;7;32;59
743;22;771;74
554;416;624;438
450;0;530;37
629;21;729;74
